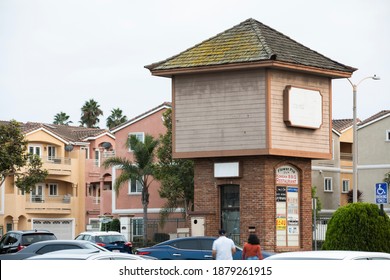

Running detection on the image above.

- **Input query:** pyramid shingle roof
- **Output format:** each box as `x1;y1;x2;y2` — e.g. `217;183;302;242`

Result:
146;18;356;77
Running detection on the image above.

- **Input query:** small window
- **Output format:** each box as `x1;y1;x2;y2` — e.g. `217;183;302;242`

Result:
81;147;90;159
47;146;56;161
49;184;58;196
132;218;143;237
128;132;144;151
28;145;42;157
386;130;390;142
94;149;100;167
324;177;333;192
342;180;350;193
128;179;142;194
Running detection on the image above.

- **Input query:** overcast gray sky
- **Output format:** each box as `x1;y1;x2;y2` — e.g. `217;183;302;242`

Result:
1;0;389;128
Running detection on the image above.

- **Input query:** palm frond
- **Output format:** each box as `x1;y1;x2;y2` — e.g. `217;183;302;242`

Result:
102;157;133;169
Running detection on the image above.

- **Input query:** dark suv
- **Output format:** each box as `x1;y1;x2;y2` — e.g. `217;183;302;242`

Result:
0;230;57;254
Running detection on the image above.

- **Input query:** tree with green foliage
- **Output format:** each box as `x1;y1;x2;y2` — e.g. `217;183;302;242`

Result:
101;218;120;232
53;112;72;125
0;120;48;192
155;108;194;224
322;203;390;252
106;108;128;129
384;171;390;186
347;189;363;203
103;134;159;245
0;120;28;186
311;186;322;219
16;155;48;193
80;99;103;128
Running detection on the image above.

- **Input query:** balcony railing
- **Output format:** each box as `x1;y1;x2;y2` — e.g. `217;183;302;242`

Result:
25;193;72;214
42;157;71;165
29;194;72;204
103;151;115;158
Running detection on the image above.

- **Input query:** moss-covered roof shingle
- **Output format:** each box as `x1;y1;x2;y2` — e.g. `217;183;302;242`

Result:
146;18;356;75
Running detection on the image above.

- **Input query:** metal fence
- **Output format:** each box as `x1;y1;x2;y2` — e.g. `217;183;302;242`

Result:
312;216;331;250
131;218;188;248
131;216;331;250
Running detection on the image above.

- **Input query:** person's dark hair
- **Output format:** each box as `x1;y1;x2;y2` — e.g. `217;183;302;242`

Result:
247;234;260;245
218;229;226;235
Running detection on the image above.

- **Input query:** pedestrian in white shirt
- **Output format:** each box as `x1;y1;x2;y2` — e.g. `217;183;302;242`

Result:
212;229;236;260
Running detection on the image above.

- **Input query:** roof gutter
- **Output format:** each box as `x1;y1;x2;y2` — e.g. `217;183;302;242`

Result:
147;60;355;79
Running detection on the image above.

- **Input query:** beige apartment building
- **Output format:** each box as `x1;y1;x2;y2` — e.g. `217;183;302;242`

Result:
312;112;390;214
0;122;112;239
312;119;354;212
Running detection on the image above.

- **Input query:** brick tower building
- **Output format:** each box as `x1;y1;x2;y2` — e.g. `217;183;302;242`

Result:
146;18;355;252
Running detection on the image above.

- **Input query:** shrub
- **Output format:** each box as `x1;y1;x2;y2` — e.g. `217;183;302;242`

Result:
322;203;390;252
100;218;120;232
110;218;121;232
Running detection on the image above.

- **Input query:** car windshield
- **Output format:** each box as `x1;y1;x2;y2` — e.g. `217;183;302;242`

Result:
98;235;126;244
21;234;56;245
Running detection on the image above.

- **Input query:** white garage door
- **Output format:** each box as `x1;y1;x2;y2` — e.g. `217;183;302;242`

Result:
32;219;73;240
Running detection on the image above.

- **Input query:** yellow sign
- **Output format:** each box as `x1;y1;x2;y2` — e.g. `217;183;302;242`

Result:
276;218;287;230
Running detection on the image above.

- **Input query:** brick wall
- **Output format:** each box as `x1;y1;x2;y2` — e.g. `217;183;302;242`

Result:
191;155;312;252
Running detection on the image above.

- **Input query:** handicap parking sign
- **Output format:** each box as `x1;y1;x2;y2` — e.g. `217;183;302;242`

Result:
375;183;388;204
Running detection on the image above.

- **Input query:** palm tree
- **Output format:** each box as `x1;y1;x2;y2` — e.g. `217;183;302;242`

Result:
80;99;103;128
103;134;159;245
53;112;72;125
106;108;128;129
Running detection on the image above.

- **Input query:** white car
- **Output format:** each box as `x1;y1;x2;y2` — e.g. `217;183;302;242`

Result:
75;231;132;253
27;249;156;260
264;250;390;260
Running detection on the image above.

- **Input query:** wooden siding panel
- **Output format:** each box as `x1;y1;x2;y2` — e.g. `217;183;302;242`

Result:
174;70;266;153
270;70;331;155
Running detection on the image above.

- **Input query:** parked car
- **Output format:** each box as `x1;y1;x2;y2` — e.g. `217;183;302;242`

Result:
0;240;109;260
75;231;132;253
264;250;390;260
135;236;274;260
0;230;57;254
27;249;156;260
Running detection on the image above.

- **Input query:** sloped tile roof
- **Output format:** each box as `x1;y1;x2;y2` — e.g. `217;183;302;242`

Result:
0;121;109;144
332;119;353;133
146;18;356;74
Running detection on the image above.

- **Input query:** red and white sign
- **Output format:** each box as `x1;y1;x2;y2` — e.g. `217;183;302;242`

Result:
276;166;299;185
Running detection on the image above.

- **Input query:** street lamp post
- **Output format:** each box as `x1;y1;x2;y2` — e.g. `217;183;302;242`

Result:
347;75;380;203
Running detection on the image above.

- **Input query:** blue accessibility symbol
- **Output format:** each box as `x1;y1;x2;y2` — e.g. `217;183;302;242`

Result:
375;183;388;204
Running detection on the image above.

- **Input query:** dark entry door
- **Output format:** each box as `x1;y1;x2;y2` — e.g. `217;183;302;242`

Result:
220;185;240;243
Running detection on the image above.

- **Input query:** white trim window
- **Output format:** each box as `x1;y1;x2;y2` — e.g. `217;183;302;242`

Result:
128;132;144;151
81;147;90;159
128;179;142;194
49;183;58;196
324;177;333;192
28;145;42;158
31;184;44;202
94;149;100;167
386;130;390;142
47;145;56;161
132;218;144;237
342;179;350;193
